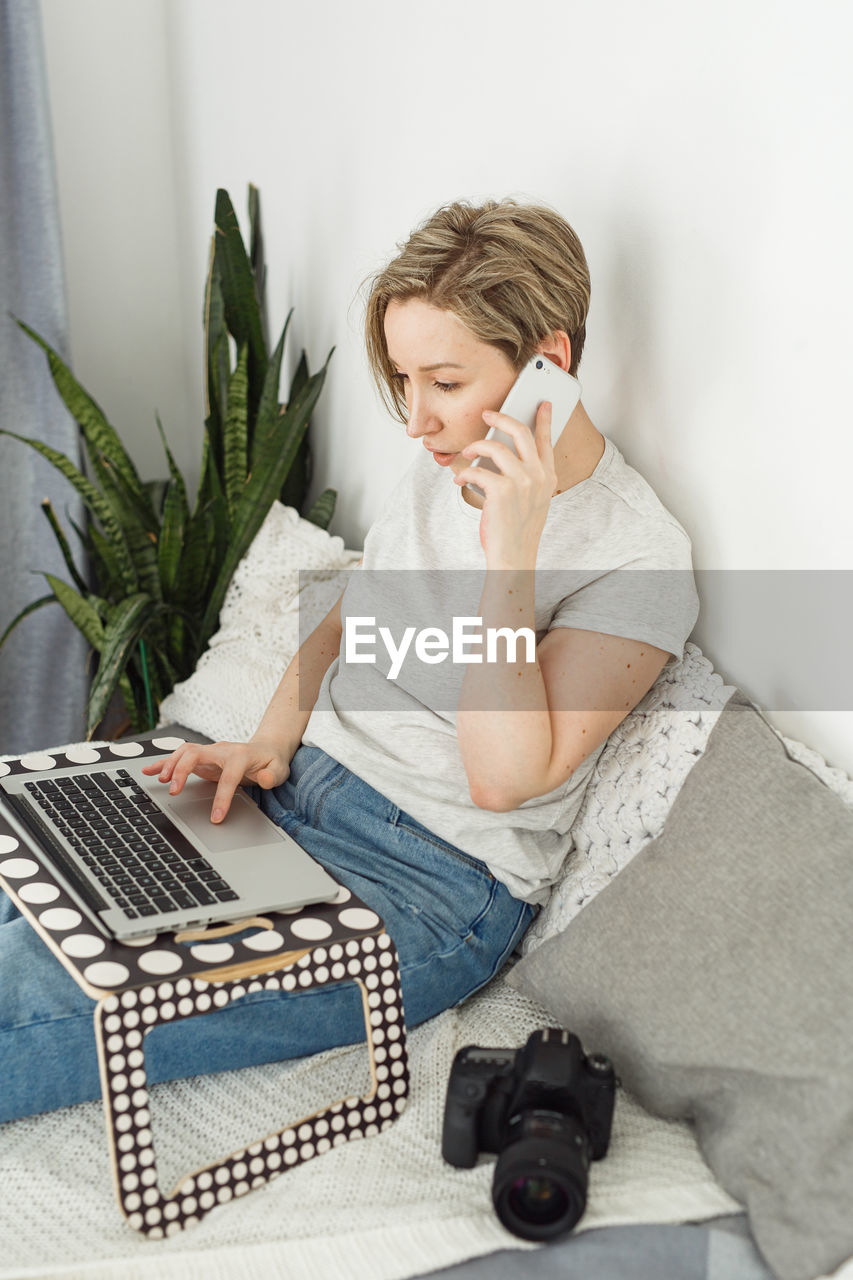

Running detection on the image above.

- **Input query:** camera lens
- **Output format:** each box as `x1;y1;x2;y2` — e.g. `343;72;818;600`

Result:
535;359;544;370
507;1174;570;1224
491;1125;589;1242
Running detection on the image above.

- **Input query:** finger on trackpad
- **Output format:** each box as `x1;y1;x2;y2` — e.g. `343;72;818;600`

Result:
171;795;285;852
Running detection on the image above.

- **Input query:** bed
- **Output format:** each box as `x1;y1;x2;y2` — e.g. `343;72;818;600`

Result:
2;501;852;1280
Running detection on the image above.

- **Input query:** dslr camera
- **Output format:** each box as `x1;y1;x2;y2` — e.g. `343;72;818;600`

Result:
442;1028;616;1241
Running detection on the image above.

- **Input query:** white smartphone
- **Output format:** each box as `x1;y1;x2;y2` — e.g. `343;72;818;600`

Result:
465;357;582;497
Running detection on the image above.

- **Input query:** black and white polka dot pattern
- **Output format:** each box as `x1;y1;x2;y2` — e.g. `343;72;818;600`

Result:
0;737;410;1236
96;935;409;1238
0;735;172;781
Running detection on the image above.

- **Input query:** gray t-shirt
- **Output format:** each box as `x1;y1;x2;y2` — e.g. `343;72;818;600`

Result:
303;434;699;903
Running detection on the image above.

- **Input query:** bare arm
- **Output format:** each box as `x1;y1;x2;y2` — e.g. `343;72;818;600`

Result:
456;569;669;810
250;589;344;757
142;582;350;819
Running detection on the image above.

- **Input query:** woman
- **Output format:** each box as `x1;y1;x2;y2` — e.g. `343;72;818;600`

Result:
0;199;698;1119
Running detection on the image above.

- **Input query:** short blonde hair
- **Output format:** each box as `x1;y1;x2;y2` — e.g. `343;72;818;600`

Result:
363;198;591;422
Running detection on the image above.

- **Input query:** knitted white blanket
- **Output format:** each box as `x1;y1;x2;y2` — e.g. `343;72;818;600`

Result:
1;983;741;1280
3;644;852;1280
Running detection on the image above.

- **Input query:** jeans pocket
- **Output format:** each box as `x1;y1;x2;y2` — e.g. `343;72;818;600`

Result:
448;897;537;1008
292;747;344;826
392;812;495;883
389;816;497;941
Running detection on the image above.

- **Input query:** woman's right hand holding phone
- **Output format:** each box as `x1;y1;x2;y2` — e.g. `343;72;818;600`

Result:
140;739;291;823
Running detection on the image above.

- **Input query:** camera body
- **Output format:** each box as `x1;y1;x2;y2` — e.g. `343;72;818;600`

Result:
442;1028;616;1241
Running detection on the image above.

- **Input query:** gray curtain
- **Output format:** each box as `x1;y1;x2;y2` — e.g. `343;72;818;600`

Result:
0;0;88;753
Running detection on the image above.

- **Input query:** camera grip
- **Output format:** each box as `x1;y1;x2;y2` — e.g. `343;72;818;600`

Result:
441;1076;490;1168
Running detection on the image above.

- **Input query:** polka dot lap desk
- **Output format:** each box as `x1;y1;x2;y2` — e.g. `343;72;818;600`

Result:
0;736;410;1240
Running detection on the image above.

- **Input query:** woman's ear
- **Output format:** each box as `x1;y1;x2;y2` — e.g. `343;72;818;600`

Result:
534;330;572;373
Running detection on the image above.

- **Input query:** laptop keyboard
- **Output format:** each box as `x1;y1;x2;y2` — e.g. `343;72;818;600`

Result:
22;770;239;921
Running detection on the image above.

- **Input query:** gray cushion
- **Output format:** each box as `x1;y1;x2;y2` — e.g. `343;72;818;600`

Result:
507;690;853;1280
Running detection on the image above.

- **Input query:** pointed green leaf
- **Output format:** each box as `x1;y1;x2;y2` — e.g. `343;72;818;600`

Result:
99;454;159;534
214;189;266;356
205;438;230;570
279;429;311;511
0;428;137;592
158;480;186;598
87;593;112;624
147;637;179;702
251;310;292;468
155;413;189;522
223;344;249;519
183;443;227;620
136;637;157;728
96;454;162;603
86;447;157;533
174;503;216;616
118;671;144;735
44;573;105;650
184;447;228;615
203;234;220;409
81;445;164;620
242;358;330;518
305;488;337;530
248;183;269;351
278;350;313;510
68;515;103;585
0;594;56;652
213;188;267;408
143;478;169;520
278;350;312;510
200;352;333;643
78;520;124;598
15;319;143;494
288;349;309;405
204;259;228;470
165;614;186;670
87;594;154;736
193;427;213;519
40;499;89;595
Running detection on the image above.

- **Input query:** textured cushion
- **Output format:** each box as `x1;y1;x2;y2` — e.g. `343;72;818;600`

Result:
507;690;853;1280
521;642;739;954
158;502;362;741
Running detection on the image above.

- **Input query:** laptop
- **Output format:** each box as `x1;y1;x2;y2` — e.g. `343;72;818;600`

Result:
0;752;340;941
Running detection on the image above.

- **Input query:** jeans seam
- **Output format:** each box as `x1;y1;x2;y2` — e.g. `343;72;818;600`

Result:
398;928;480;975
310;765;349;830
399;895;532;995
368;880;468;953
2;1008;98;1033
462;876;500;939
477;899;536;987
393;817;495;882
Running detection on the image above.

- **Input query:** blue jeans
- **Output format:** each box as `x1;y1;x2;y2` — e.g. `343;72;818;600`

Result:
0;745;535;1122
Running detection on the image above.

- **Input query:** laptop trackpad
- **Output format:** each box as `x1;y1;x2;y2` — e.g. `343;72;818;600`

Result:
171;795;285;852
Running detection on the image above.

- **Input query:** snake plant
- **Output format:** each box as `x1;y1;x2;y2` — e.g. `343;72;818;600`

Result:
0;186;336;737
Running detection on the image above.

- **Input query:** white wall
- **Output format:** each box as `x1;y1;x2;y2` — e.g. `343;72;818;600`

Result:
40;0;853;772
40;0;195;483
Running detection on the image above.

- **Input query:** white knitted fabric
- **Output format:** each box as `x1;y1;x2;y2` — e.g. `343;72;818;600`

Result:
0;977;743;1280
158;501;362;743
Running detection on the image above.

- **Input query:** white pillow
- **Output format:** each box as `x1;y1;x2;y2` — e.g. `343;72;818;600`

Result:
158;502;362;742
